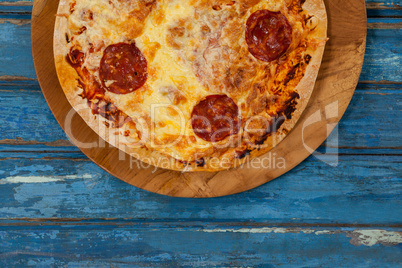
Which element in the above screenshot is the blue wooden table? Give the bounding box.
[0,0,401,266]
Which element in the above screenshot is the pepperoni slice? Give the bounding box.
[191,95,240,142]
[99,43,147,94]
[246,10,292,62]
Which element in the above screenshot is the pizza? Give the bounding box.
[54,0,327,171]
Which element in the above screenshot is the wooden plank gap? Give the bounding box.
[0,150,80,154]
[0,89,39,92]
[332,146,402,150]
[0,2,33,7]
[368,22,402,29]
[0,18,30,25]
[0,157,89,161]
[0,75,36,81]
[0,138,72,147]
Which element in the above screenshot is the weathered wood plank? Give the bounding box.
[360,26,401,82]
[1,85,400,148]
[367,18,402,29]
[0,20,34,79]
[330,85,402,148]
[0,143,84,160]
[0,90,68,142]
[0,155,400,223]
[0,224,401,267]
[0,19,401,81]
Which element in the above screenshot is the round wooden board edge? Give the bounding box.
[31,0,367,198]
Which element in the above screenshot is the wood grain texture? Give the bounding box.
[31,0,366,197]
[0,21,34,79]
[0,155,400,224]
[361,22,401,82]
[0,225,401,267]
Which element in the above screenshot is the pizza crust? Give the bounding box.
[54,0,327,172]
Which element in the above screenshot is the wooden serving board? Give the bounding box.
[31,0,367,198]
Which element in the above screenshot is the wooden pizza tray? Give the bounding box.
[31,0,367,198]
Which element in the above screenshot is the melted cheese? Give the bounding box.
[132,1,213,159]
